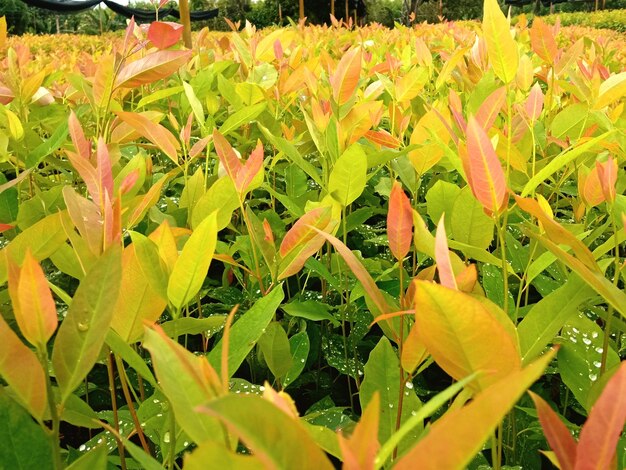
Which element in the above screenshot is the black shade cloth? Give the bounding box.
[505,0,589,4]
[20,0,218,21]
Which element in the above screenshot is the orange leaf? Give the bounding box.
[394,350,554,470]
[401,325,428,374]
[364,130,401,149]
[115,49,192,89]
[530,17,558,64]
[330,48,362,106]
[339,392,380,470]
[435,215,457,290]
[575,362,626,470]
[387,181,413,262]
[212,129,243,183]
[14,251,58,348]
[0,314,48,420]
[414,280,520,392]
[116,111,180,165]
[96,137,113,202]
[525,83,544,122]
[147,21,183,50]
[0,85,14,105]
[278,207,334,280]
[529,392,577,470]
[595,156,617,204]
[475,86,506,131]
[66,151,100,204]
[465,116,508,215]
[235,140,264,196]
[68,111,91,160]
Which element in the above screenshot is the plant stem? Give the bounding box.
[39,350,63,470]
[107,353,127,470]
[114,354,151,455]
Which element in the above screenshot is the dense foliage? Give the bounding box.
[0,1,625,468]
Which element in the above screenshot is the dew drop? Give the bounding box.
[163,432,171,443]
[388,403,394,409]
[593,361,602,368]
[77,321,89,332]
[589,373,598,381]
[405,382,414,390]
[595,347,604,354]
[582,337,592,346]
[79,444,86,452]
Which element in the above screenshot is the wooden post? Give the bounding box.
[331,0,335,18]
[299,0,304,19]
[179,0,192,49]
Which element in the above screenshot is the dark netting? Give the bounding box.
[19,0,218,21]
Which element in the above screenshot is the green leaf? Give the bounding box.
[192,176,239,231]
[282,300,339,326]
[183,82,205,127]
[0,393,53,469]
[66,445,108,470]
[360,337,422,453]
[197,394,334,470]
[143,326,225,445]
[167,212,218,311]
[26,121,69,168]
[219,102,266,137]
[518,275,593,364]
[185,441,263,469]
[425,180,461,228]
[258,322,293,379]
[483,0,518,83]
[450,187,494,250]
[328,143,367,207]
[208,287,284,377]
[105,329,157,387]
[558,315,620,412]
[52,247,122,402]
[283,332,310,388]
[160,315,226,338]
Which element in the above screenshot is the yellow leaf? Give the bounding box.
[482,0,519,83]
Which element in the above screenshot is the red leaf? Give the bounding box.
[529,392,577,470]
[387,181,413,261]
[364,129,401,149]
[435,215,457,290]
[148,21,183,50]
[115,50,192,89]
[465,117,508,215]
[575,362,626,470]
[338,392,380,470]
[120,169,140,195]
[0,224,13,233]
[0,85,14,105]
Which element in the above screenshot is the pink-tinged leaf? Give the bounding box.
[68,110,91,160]
[310,227,391,316]
[189,136,211,159]
[116,111,180,164]
[414,280,520,392]
[278,207,334,280]
[435,215,457,290]
[15,251,58,348]
[181,114,193,148]
[147,21,183,50]
[0,315,48,420]
[387,181,413,262]
[127,172,173,228]
[530,17,558,64]
[235,140,264,195]
[401,325,428,374]
[529,392,577,470]
[364,130,401,149]
[0,223,13,233]
[115,49,192,89]
[394,350,554,470]
[475,87,506,131]
[262,219,274,245]
[525,83,544,122]
[329,48,362,106]
[595,156,617,204]
[575,362,626,470]
[465,116,508,215]
[122,16,136,55]
[96,137,113,202]
[339,392,380,470]
[0,85,13,105]
[212,129,243,182]
[580,166,604,208]
[66,151,100,204]
[120,169,140,195]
